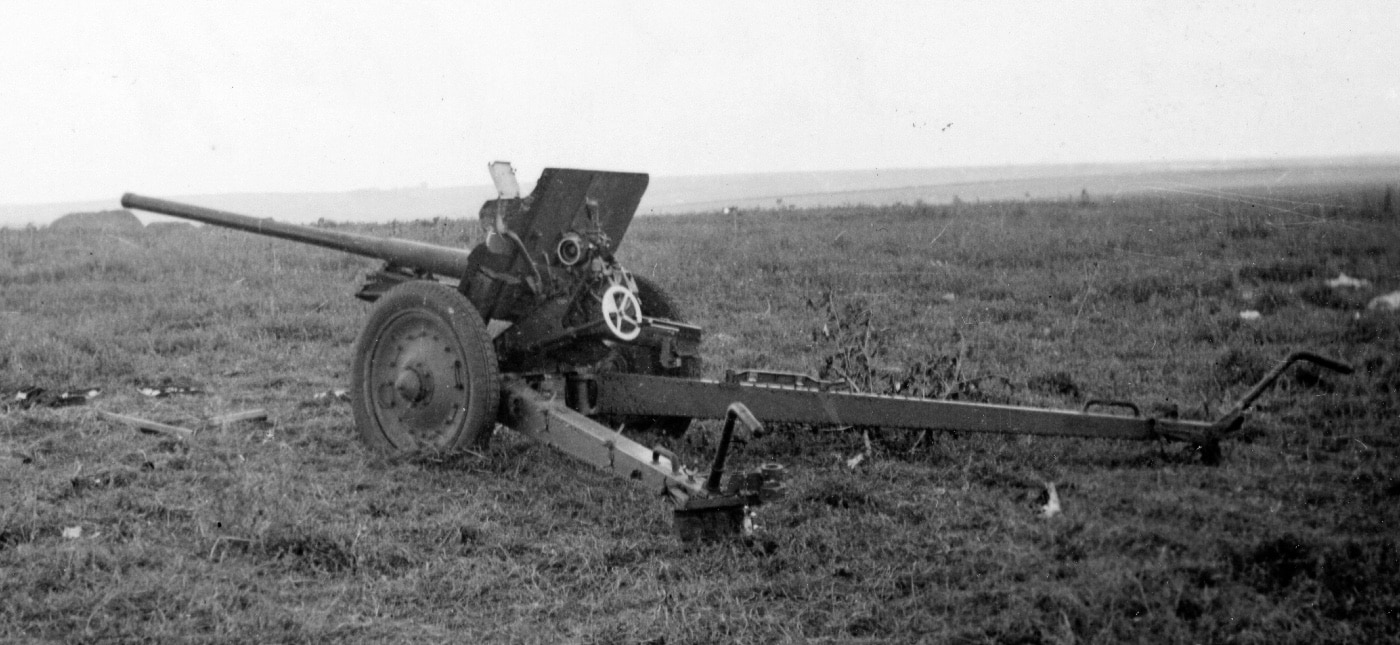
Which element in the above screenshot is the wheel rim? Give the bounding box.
[364,309,470,450]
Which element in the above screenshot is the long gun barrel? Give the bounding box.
[120,193,474,278]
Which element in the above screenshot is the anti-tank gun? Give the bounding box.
[121,163,1353,541]
[124,164,702,444]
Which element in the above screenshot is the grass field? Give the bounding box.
[2,180,1398,643]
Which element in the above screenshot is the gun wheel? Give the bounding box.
[352,282,500,454]
[599,275,701,437]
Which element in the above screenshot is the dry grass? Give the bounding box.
[2,181,1398,642]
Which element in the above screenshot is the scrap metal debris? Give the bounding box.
[205,409,268,427]
[135,376,205,397]
[3,386,101,411]
[100,408,270,440]
[99,411,195,439]
[314,389,350,402]
[301,389,351,407]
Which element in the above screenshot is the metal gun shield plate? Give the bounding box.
[466,168,649,323]
[351,282,501,452]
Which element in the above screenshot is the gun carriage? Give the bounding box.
[121,163,1351,540]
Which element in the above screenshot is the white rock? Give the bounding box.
[1040,482,1061,518]
[1326,273,1371,289]
[1239,310,1262,321]
[1368,291,1400,311]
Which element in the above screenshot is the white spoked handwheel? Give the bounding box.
[601,284,643,341]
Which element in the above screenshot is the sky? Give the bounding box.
[1,0,1397,208]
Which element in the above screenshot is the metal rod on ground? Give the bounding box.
[205,409,268,426]
[98,411,195,439]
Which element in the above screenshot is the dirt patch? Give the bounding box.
[1298,283,1371,310]
[802,478,882,511]
[1213,348,1272,389]
[1027,371,1082,399]
[1228,535,1400,620]
[1108,272,1234,304]
[1240,260,1322,283]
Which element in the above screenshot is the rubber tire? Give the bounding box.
[351,281,500,454]
[605,275,701,437]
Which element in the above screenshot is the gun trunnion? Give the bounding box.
[120,164,1352,540]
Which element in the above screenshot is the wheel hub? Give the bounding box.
[394,365,432,404]
[366,316,467,448]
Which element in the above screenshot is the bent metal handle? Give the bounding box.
[705,403,764,494]
[1229,350,1355,416]
[121,193,474,278]
[1291,351,1354,376]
